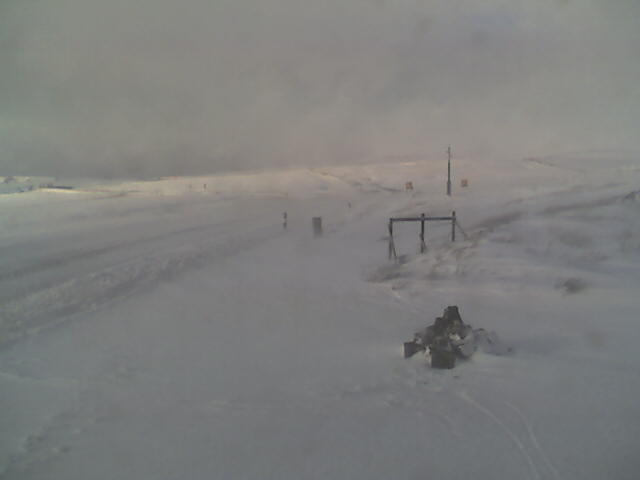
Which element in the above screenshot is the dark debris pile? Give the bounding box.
[404,306,511,369]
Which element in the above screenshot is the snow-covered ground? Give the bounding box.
[1,153,640,479]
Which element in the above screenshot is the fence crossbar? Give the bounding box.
[391,216,453,222]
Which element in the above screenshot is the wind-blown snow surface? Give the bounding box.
[1,154,640,479]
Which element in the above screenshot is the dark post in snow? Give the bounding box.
[420,213,426,253]
[388,219,397,260]
[451,211,456,242]
[312,217,323,237]
[446,145,452,196]
[283,212,287,230]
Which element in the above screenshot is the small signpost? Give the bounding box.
[312,217,323,237]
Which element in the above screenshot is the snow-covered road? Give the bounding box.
[2,156,640,479]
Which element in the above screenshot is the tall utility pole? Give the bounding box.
[446,145,452,196]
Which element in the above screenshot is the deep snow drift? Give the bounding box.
[1,154,640,479]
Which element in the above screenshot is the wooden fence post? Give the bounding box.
[388,220,395,260]
[420,213,426,253]
[451,211,456,242]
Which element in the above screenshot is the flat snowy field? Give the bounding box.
[1,154,640,479]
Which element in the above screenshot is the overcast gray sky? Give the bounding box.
[1,0,639,178]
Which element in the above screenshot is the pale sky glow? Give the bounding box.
[1,0,639,177]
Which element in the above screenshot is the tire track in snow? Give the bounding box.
[505,402,562,480]
[0,223,281,347]
[0,217,247,285]
[457,391,542,480]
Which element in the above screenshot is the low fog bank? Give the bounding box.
[2,0,639,178]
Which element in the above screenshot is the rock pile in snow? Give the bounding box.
[404,306,511,369]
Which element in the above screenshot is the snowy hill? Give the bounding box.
[0,177,53,195]
[1,154,640,479]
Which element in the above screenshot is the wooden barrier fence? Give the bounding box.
[388,211,461,260]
